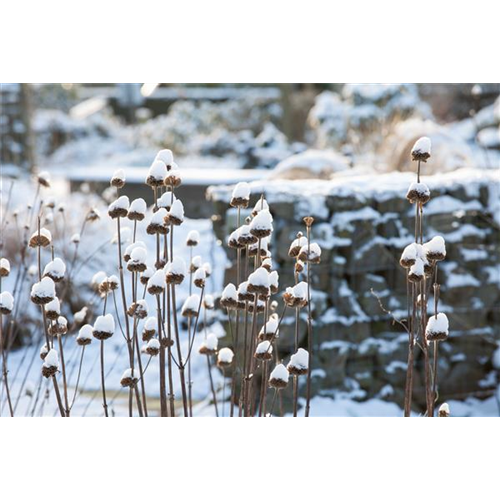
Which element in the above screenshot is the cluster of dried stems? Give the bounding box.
[0,150,319,417]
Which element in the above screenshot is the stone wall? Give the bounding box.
[207,169,500,411]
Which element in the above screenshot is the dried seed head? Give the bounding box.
[37,171,51,188]
[0,258,11,277]
[221,283,238,309]
[31,277,56,305]
[0,291,14,315]
[29,228,52,248]
[127,300,148,319]
[86,208,101,222]
[287,348,309,376]
[127,198,147,221]
[406,182,430,205]
[438,403,450,417]
[425,313,449,342]
[199,333,218,356]
[76,324,93,346]
[411,137,431,162]
[110,169,126,189]
[230,182,251,208]
[269,364,289,389]
[303,216,314,227]
[120,369,139,388]
[145,338,161,357]
[165,257,186,285]
[217,347,234,368]
[186,230,200,247]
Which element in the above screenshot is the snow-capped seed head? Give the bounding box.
[74,306,88,323]
[29,228,52,248]
[155,149,174,166]
[193,268,206,288]
[182,294,201,318]
[145,338,161,356]
[262,258,272,271]
[259,317,279,341]
[287,348,309,376]
[91,271,107,291]
[31,277,56,305]
[230,182,251,208]
[186,230,200,247]
[269,364,289,389]
[42,349,59,378]
[48,316,68,336]
[190,255,202,273]
[406,182,430,205]
[295,260,305,274]
[247,267,270,295]
[255,340,273,360]
[228,228,245,249]
[217,347,234,368]
[127,198,147,221]
[400,242,419,268]
[438,402,450,417]
[157,191,176,210]
[147,269,166,295]
[111,169,126,188]
[248,237,269,258]
[71,233,81,244]
[248,298,266,314]
[146,160,167,186]
[140,266,154,285]
[199,333,218,355]
[237,224,257,246]
[252,197,269,216]
[120,368,139,387]
[44,297,61,320]
[128,299,148,319]
[76,324,93,346]
[45,198,55,209]
[124,241,147,262]
[0,291,14,314]
[298,242,321,264]
[237,281,254,302]
[423,236,446,261]
[0,258,11,277]
[283,282,308,308]
[43,258,66,282]
[93,314,115,340]
[408,258,425,283]
[166,199,184,226]
[106,275,119,292]
[221,283,238,309]
[142,319,157,343]
[146,208,169,235]
[411,137,431,162]
[57,203,65,213]
[289,235,307,258]
[166,256,186,285]
[108,196,130,218]
[40,344,49,360]
[28,265,38,277]
[204,294,214,310]
[37,171,51,188]
[426,313,449,342]
[202,262,212,278]
[164,162,182,188]
[250,209,273,239]
[127,247,148,273]
[86,207,101,222]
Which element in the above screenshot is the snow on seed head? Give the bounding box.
[111,169,126,189]
[230,182,251,208]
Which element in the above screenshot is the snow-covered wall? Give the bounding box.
[208,168,500,410]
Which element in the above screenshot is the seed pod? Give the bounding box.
[29,228,52,248]
[145,338,160,356]
[76,325,93,346]
[45,297,61,320]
